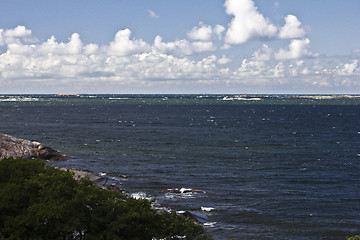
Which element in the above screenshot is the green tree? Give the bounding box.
[0,158,211,240]
[348,236,360,240]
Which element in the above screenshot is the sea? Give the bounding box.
[0,94,359,239]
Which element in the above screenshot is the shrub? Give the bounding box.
[0,158,211,240]
[348,236,360,240]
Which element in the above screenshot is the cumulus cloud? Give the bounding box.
[192,41,215,52]
[237,58,272,78]
[224,0,277,44]
[106,29,150,56]
[0,25,36,46]
[187,22,213,41]
[275,38,312,59]
[214,25,225,40]
[0,25,359,93]
[187,22,225,42]
[279,15,306,39]
[335,60,359,75]
[223,0,308,45]
[0,26,222,85]
[153,35,215,56]
[217,55,232,65]
[252,44,273,61]
[153,35,193,56]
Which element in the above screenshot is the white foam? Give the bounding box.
[203,222,217,227]
[179,188,192,193]
[131,192,152,200]
[109,97,130,100]
[0,97,39,102]
[201,207,215,212]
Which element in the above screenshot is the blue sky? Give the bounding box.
[0,0,359,94]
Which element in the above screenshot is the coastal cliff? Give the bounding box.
[0,133,66,161]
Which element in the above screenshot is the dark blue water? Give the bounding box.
[1,95,359,239]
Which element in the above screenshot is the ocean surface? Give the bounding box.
[1,94,359,239]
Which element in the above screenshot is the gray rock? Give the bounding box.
[0,133,66,161]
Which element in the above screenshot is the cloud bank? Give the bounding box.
[0,0,359,93]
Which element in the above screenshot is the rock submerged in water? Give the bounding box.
[0,133,66,161]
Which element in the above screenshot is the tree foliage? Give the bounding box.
[348,236,360,240]
[0,158,211,240]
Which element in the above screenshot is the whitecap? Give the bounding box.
[204,222,217,227]
[179,188,192,193]
[201,207,215,212]
[0,97,39,102]
[131,192,152,200]
[109,97,130,100]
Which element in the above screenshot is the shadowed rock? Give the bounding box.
[0,133,66,161]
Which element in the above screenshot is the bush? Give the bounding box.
[0,158,211,240]
[348,236,360,240]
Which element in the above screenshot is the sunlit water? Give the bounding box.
[1,94,359,239]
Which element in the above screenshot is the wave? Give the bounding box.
[0,97,39,102]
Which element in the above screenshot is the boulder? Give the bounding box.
[0,133,66,161]
[182,211,209,223]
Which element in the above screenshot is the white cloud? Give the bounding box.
[192,41,215,52]
[335,60,359,75]
[4,25,32,38]
[106,29,150,56]
[36,33,89,56]
[275,38,312,59]
[224,0,277,44]
[223,1,307,46]
[279,15,306,39]
[0,25,36,46]
[237,58,271,77]
[148,10,159,19]
[153,35,215,56]
[217,55,232,65]
[0,27,222,85]
[0,25,359,93]
[84,43,99,55]
[214,25,225,40]
[153,35,194,56]
[187,22,225,42]
[187,22,213,41]
[252,44,273,61]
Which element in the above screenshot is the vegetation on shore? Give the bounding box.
[348,236,360,240]
[0,158,211,240]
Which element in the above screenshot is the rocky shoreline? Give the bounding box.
[55,167,124,192]
[0,133,123,192]
[0,133,210,223]
[0,133,66,161]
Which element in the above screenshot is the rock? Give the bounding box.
[56,167,124,192]
[0,133,66,161]
[182,211,209,223]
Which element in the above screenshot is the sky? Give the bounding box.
[0,0,359,94]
